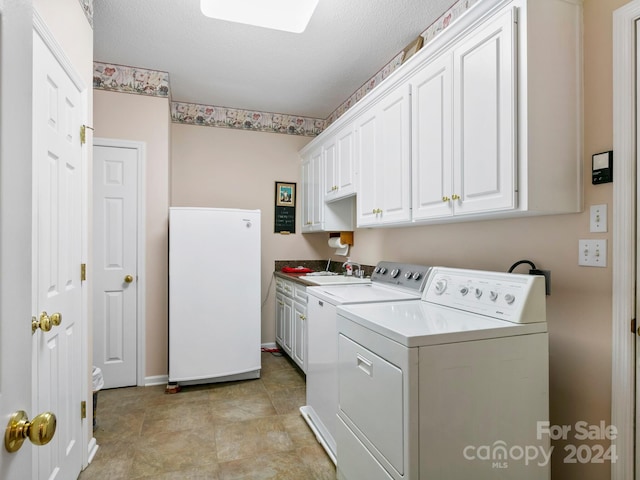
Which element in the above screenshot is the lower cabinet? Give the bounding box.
[275,277,307,373]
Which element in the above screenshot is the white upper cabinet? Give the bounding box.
[356,83,412,227]
[324,124,356,202]
[411,53,453,221]
[412,5,516,221]
[452,6,515,216]
[301,146,322,232]
[301,142,354,233]
[300,0,582,229]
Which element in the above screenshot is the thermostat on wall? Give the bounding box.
[592,150,613,184]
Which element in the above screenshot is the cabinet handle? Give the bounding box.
[442,196,450,202]
[452,194,460,201]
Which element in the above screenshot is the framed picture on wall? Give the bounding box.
[276,182,295,207]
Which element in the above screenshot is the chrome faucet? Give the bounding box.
[342,260,364,278]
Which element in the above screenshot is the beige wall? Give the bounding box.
[171,124,333,344]
[93,90,171,378]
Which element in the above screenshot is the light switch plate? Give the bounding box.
[590,204,607,233]
[579,239,607,267]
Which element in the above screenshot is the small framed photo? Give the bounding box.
[276,182,296,207]
[401,35,424,64]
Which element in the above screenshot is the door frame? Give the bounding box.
[93,137,147,387]
[32,10,93,472]
[612,2,640,479]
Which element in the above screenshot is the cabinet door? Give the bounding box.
[324,135,338,198]
[293,300,307,372]
[356,110,380,226]
[411,53,454,221]
[377,83,412,225]
[336,125,356,198]
[301,158,313,232]
[301,148,323,232]
[452,7,516,215]
[275,291,285,347]
[282,295,293,355]
[311,148,324,229]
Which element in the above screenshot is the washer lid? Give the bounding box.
[337,301,547,348]
[307,283,420,305]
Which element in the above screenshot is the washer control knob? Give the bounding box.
[374,267,381,274]
[404,271,413,279]
[412,272,422,281]
[474,288,483,299]
[391,269,400,278]
[489,291,499,301]
[379,267,387,274]
[459,286,469,296]
[504,293,516,305]
[434,279,447,294]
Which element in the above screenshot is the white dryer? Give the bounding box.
[300,261,432,464]
[335,267,549,480]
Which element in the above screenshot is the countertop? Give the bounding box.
[274,270,318,286]
[274,260,376,286]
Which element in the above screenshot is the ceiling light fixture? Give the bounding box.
[200,0,320,33]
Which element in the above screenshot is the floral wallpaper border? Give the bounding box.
[93,63,170,97]
[93,0,476,136]
[78,0,93,28]
[325,0,478,127]
[171,102,324,137]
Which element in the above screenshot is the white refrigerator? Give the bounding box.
[169,207,261,385]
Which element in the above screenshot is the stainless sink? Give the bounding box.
[301,275,371,286]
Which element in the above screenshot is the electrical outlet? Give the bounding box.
[590,204,607,233]
[579,239,607,267]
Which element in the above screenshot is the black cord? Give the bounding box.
[508,259,537,273]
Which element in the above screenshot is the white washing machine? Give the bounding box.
[335,267,550,480]
[300,261,432,464]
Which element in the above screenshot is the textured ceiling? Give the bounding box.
[93,0,455,119]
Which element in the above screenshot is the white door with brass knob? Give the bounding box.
[32,27,85,480]
[93,141,141,388]
[1,9,87,480]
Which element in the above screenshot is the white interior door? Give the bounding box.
[0,2,34,478]
[32,29,84,480]
[93,143,139,389]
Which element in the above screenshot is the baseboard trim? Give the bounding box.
[145,375,169,386]
[261,342,277,349]
[87,437,99,464]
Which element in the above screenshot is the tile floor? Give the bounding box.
[78,352,336,480]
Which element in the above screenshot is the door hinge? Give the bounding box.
[632,318,637,335]
[80,125,94,145]
[81,400,87,419]
[81,263,86,281]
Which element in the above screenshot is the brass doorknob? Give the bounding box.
[50,312,62,327]
[124,275,134,283]
[32,312,62,334]
[5,410,56,453]
[32,312,51,334]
